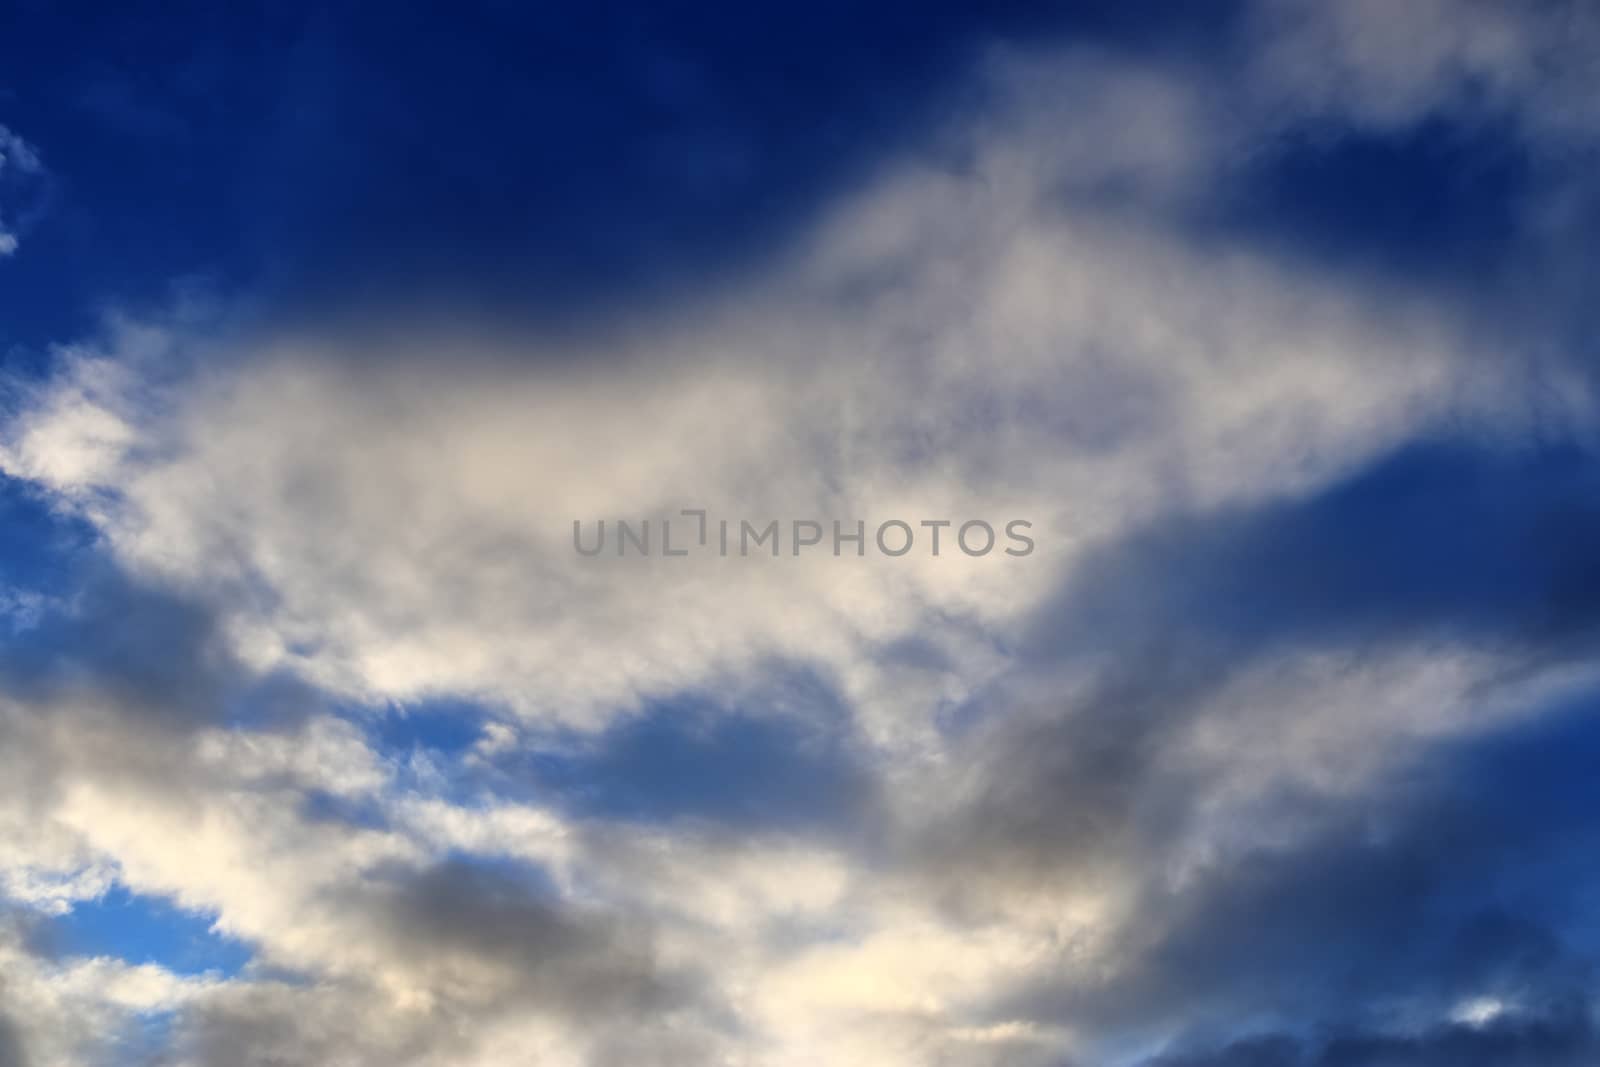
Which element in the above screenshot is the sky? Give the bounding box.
[2,2,1600,1065]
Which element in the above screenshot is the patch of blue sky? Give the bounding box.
[51,885,251,978]
[510,692,875,834]
[369,697,494,758]
[0,473,98,609]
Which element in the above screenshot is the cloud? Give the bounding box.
[0,78,1529,738]
[1145,1010,1600,1067]
[2,3,1600,1064]
[0,1013,24,1067]
[0,126,43,258]
[1245,0,1600,135]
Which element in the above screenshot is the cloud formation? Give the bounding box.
[2,2,1600,1065]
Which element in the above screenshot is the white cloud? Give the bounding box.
[4,5,1600,1064]
[0,76,1535,746]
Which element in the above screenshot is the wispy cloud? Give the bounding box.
[0,125,42,258]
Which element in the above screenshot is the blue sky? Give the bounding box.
[3,3,1600,1065]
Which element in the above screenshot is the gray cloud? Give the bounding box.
[0,1012,25,1067]
[350,858,698,1019]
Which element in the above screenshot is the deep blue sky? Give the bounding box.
[4,1,1572,362]
[0,0,1241,352]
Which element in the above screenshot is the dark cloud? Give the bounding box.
[1147,1010,1600,1067]
[911,658,1201,909]
[350,858,704,1018]
[916,437,1600,874]
[174,986,432,1067]
[889,441,1600,1044]
[975,693,1600,1047]
[174,858,725,1067]
[0,1012,25,1067]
